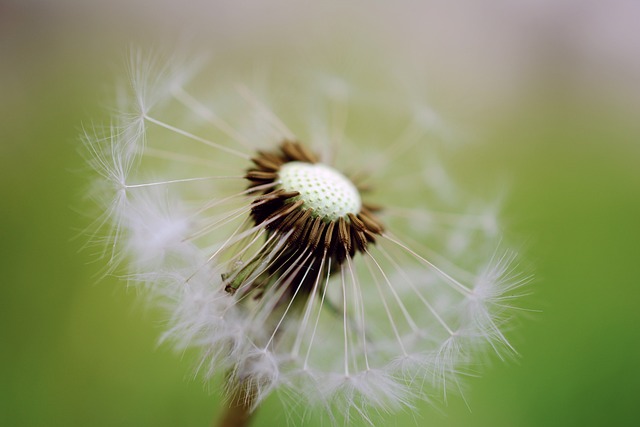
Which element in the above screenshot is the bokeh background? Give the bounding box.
[2,1,639,426]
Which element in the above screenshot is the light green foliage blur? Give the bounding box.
[2,3,639,426]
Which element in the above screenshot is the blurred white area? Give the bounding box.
[3,0,640,117]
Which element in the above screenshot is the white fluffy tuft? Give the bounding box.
[85,49,528,422]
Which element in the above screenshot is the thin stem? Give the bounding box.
[216,381,257,427]
[144,115,250,159]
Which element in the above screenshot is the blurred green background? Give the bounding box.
[2,1,639,426]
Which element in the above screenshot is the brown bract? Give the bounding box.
[224,141,385,297]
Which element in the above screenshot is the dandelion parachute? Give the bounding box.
[84,50,528,423]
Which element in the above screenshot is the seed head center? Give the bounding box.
[278,162,361,221]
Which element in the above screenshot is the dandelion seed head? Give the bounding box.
[84,49,529,422]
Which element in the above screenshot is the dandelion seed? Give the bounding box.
[85,50,529,425]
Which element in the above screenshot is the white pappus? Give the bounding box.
[83,49,529,425]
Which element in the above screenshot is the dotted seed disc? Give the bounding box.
[278,161,361,221]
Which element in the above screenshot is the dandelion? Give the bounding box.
[84,50,528,426]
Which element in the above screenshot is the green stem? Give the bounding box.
[216,382,257,427]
